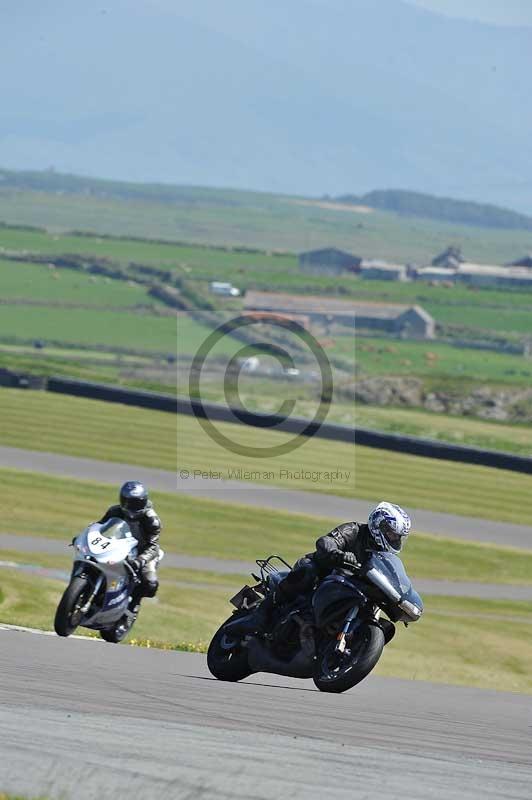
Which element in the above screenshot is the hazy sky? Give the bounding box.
[406,0,532,26]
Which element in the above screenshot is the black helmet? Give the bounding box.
[119,481,149,519]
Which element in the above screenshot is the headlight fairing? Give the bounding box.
[398,598,423,621]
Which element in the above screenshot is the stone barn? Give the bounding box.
[298,248,361,276]
[244,292,435,339]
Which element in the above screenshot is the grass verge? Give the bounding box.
[3,469,532,586]
[355,404,532,457]
[0,795,48,800]
[1,565,531,694]
[2,388,532,522]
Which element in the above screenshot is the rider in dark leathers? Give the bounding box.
[231,502,411,635]
[99,481,162,609]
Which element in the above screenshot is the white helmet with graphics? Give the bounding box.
[368,502,411,554]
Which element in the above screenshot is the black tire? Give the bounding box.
[207,616,253,682]
[313,623,385,693]
[100,614,135,644]
[54,576,91,637]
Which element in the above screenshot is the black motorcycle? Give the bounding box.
[207,552,423,693]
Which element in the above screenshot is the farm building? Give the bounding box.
[431,246,464,268]
[359,260,407,281]
[243,291,435,339]
[298,248,361,276]
[416,262,532,288]
[415,266,456,283]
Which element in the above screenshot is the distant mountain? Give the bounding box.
[4,167,532,233]
[1,0,532,210]
[337,190,532,231]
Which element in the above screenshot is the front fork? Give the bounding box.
[336,606,381,653]
[79,574,104,615]
[72,563,105,615]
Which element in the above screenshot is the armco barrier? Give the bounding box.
[353,427,532,475]
[46,377,354,442]
[43,376,532,475]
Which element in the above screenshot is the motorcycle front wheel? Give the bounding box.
[54,576,91,637]
[207,615,253,682]
[313,623,385,693]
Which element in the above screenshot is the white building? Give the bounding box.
[359,260,407,281]
[415,262,532,289]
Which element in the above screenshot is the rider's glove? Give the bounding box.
[342,552,360,569]
[127,556,143,573]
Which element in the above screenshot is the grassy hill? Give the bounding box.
[338,189,532,231]
[1,170,532,263]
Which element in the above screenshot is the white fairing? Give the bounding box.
[79,523,138,563]
[66,518,140,630]
[64,517,166,632]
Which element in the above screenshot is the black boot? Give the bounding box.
[128,584,143,617]
[225,595,274,636]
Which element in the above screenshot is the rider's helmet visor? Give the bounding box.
[378,519,403,551]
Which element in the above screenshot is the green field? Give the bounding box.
[3,221,532,412]
[0,346,180,396]
[4,222,532,411]
[2,389,532,523]
[0,257,159,307]
[0,301,236,357]
[0,388,358,500]
[2,186,532,263]
[354,405,532,456]
[423,302,532,336]
[0,225,296,273]
[4,225,532,324]
[349,336,532,385]
[0,304,176,352]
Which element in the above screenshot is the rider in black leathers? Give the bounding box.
[231,502,412,636]
[99,481,162,609]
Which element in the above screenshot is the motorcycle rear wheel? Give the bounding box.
[313,623,385,693]
[207,615,253,682]
[54,576,91,637]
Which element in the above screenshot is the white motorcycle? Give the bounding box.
[54,517,159,643]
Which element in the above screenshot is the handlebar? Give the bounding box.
[124,561,142,583]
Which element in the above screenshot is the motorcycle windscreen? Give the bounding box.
[365,551,412,596]
[98,518,134,540]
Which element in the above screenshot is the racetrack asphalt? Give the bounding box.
[2,532,532,601]
[0,627,530,800]
[2,444,532,549]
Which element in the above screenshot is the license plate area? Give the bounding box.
[230,584,264,610]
